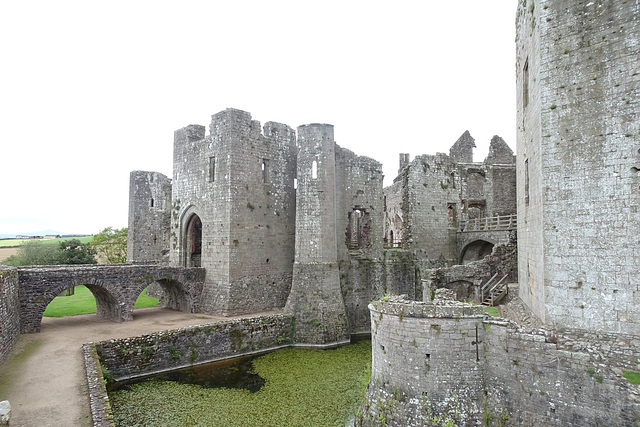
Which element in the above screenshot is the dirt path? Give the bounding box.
[0,308,246,427]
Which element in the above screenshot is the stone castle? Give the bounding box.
[127,108,518,345]
[1,0,638,425]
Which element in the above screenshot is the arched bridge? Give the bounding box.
[457,215,516,264]
[17,265,205,333]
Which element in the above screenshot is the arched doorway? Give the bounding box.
[185,214,202,267]
[460,240,494,264]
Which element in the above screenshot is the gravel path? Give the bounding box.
[0,308,238,427]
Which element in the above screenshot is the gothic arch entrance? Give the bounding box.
[185,214,202,267]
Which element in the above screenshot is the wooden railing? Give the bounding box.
[459,214,517,232]
[481,273,509,306]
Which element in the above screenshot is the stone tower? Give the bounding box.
[170,109,297,316]
[127,170,172,264]
[285,124,349,345]
[516,0,640,334]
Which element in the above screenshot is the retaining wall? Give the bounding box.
[0,266,20,364]
[358,297,640,426]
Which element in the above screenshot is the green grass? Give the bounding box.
[467,301,500,317]
[43,285,159,317]
[109,341,372,427]
[622,370,640,385]
[0,236,93,248]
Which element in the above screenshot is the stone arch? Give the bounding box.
[447,280,475,301]
[179,205,203,268]
[126,276,196,317]
[460,239,495,265]
[22,275,125,333]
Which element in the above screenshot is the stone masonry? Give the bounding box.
[516,0,640,334]
[0,266,20,364]
[358,295,640,426]
[383,133,516,267]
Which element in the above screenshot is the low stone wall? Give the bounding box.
[0,266,20,364]
[95,314,295,381]
[358,295,640,426]
[85,314,296,426]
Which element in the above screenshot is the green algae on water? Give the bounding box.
[109,340,371,427]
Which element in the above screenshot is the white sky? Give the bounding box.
[0,1,517,235]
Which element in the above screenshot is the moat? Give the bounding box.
[108,341,371,427]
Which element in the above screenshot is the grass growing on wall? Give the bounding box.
[622,370,640,385]
[43,286,159,317]
[109,340,372,427]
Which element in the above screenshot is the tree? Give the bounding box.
[89,227,128,264]
[3,240,62,266]
[58,239,97,264]
[2,238,96,266]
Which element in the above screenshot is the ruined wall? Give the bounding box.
[404,153,460,265]
[286,124,348,344]
[483,320,640,426]
[171,109,297,316]
[335,146,385,335]
[358,297,640,426]
[383,134,515,270]
[94,314,295,381]
[516,0,640,333]
[127,170,172,264]
[0,266,20,364]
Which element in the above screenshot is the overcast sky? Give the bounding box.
[0,1,517,235]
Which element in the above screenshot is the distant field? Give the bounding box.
[0,236,94,263]
[0,236,93,248]
[0,247,18,263]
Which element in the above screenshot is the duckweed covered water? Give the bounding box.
[109,340,371,427]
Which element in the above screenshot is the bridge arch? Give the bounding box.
[18,265,206,333]
[460,239,495,264]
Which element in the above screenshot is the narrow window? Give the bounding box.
[262,159,269,183]
[447,203,456,228]
[311,160,318,179]
[524,158,530,205]
[209,156,215,182]
[150,198,154,208]
[523,58,529,109]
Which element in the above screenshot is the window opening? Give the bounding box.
[209,156,216,182]
[524,158,530,205]
[447,203,456,228]
[262,159,269,183]
[523,58,529,109]
[150,198,154,208]
[311,160,318,179]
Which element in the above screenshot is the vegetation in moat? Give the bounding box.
[43,285,159,317]
[109,340,372,427]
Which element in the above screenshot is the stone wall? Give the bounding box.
[127,170,172,264]
[0,266,20,364]
[423,236,517,302]
[94,314,295,381]
[358,296,640,426]
[170,109,297,316]
[383,133,516,269]
[516,0,640,333]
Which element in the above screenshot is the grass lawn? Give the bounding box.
[0,236,93,248]
[43,285,159,317]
